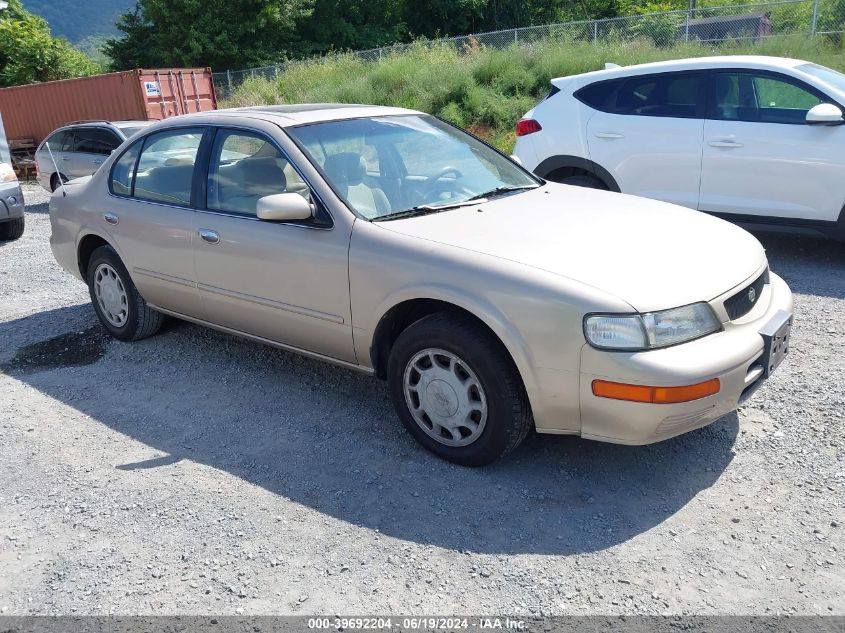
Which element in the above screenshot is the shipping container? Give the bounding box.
[0,68,217,144]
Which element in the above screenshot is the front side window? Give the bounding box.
[288,115,538,220]
[206,130,308,217]
[712,72,824,124]
[132,128,204,206]
[73,128,121,155]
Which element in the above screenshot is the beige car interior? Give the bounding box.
[322,152,390,219]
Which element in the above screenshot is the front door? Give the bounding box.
[699,70,845,223]
[585,70,706,209]
[192,128,356,364]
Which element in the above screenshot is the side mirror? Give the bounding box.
[806,103,843,125]
[256,193,314,222]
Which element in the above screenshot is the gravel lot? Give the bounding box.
[0,183,843,616]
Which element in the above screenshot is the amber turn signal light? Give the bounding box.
[592,378,720,404]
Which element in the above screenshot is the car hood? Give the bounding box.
[377,184,766,313]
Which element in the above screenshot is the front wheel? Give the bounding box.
[86,245,164,341]
[387,312,532,466]
[0,217,24,241]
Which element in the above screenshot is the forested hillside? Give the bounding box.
[21,0,133,42]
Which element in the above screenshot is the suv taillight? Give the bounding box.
[516,119,542,136]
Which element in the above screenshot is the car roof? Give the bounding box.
[555,55,810,84]
[158,103,423,128]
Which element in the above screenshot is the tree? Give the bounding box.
[0,0,97,87]
[106,0,315,71]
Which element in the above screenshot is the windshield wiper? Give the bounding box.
[467,184,539,201]
[372,198,487,222]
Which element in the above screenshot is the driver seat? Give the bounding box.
[323,152,390,218]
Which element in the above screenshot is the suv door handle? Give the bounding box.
[198,229,220,245]
[709,140,744,148]
[595,132,624,139]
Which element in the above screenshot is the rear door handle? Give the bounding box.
[103,213,119,225]
[198,229,220,245]
[709,140,744,148]
[595,132,624,139]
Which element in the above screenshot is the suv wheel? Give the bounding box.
[0,217,24,241]
[86,245,164,341]
[387,312,532,466]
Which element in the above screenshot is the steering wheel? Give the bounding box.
[423,167,464,203]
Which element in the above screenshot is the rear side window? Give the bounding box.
[110,142,141,196]
[73,127,121,155]
[43,130,72,152]
[575,79,623,111]
[111,128,204,206]
[577,72,704,118]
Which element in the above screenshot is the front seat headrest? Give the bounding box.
[323,152,366,187]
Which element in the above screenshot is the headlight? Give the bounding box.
[0,162,17,183]
[584,303,721,351]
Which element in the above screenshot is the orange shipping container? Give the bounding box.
[0,68,217,143]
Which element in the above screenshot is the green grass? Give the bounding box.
[224,35,845,153]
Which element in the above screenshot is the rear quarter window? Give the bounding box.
[575,79,623,111]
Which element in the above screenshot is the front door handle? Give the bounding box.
[198,229,220,245]
[595,132,624,139]
[103,213,119,225]
[709,139,744,148]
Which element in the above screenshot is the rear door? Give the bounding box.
[699,70,845,223]
[67,127,123,178]
[105,127,205,317]
[584,71,706,209]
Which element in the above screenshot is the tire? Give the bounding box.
[50,173,68,192]
[387,312,532,466]
[86,245,164,342]
[558,174,607,189]
[0,217,24,241]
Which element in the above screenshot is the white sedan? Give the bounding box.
[514,55,845,240]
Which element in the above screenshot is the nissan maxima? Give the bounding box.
[48,104,793,465]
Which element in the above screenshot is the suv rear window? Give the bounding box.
[576,72,704,119]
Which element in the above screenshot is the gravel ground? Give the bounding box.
[0,182,843,616]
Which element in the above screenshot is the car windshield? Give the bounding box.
[799,63,845,94]
[287,114,539,220]
[118,126,147,139]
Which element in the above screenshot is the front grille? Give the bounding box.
[724,269,768,321]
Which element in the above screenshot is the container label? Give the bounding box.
[144,81,162,96]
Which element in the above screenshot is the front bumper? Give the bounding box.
[578,272,793,444]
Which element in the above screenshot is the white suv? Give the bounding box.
[514,56,845,240]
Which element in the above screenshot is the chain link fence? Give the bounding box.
[214,0,845,98]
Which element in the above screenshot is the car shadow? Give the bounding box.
[1,304,739,556]
[753,231,845,300]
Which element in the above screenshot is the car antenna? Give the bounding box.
[44,142,67,197]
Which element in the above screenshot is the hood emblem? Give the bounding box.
[748,287,756,303]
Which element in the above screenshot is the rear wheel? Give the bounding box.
[387,312,532,466]
[50,173,68,192]
[0,217,24,241]
[86,245,164,341]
